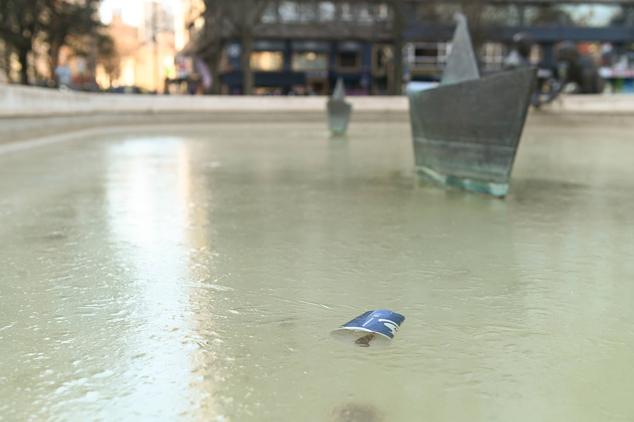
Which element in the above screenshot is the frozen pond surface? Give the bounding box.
[1,117,634,421]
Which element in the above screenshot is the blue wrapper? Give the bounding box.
[331,310,405,345]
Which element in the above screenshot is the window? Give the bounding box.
[297,3,318,22]
[292,52,328,71]
[261,4,278,23]
[525,5,573,26]
[279,1,299,22]
[340,3,354,21]
[318,2,336,21]
[376,4,390,21]
[405,42,450,72]
[530,45,543,65]
[481,5,519,26]
[372,44,393,76]
[561,4,624,27]
[416,43,448,64]
[278,1,322,23]
[356,5,373,23]
[250,52,284,72]
[337,51,360,71]
[416,4,460,24]
[415,45,439,63]
[481,43,506,71]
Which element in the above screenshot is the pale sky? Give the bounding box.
[99,0,180,26]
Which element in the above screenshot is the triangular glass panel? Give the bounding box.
[441,13,480,85]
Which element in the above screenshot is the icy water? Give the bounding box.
[1,116,634,421]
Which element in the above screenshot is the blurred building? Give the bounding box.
[96,1,177,92]
[1,21,100,89]
[96,12,140,88]
[178,0,206,49]
[164,0,206,94]
[182,0,634,95]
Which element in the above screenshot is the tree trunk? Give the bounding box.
[18,48,29,85]
[240,30,254,95]
[204,45,223,95]
[2,46,13,83]
[461,1,485,53]
[48,43,61,87]
[209,58,221,95]
[390,0,404,95]
[392,37,404,95]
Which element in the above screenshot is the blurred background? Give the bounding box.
[1,0,633,96]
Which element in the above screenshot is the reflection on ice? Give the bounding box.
[1,119,634,421]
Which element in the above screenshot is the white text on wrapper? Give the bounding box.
[378,319,400,336]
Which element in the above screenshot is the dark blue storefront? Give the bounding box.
[219,40,377,95]
[218,24,634,95]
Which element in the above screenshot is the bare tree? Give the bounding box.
[388,0,404,95]
[224,0,270,95]
[96,31,119,88]
[43,0,102,86]
[530,4,573,26]
[200,0,269,95]
[199,0,228,94]
[0,0,46,84]
[456,0,486,51]
[420,0,517,64]
[0,39,10,82]
[0,0,105,85]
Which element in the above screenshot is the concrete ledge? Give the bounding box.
[0,84,407,117]
[3,84,634,118]
[1,84,633,145]
[539,94,634,114]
